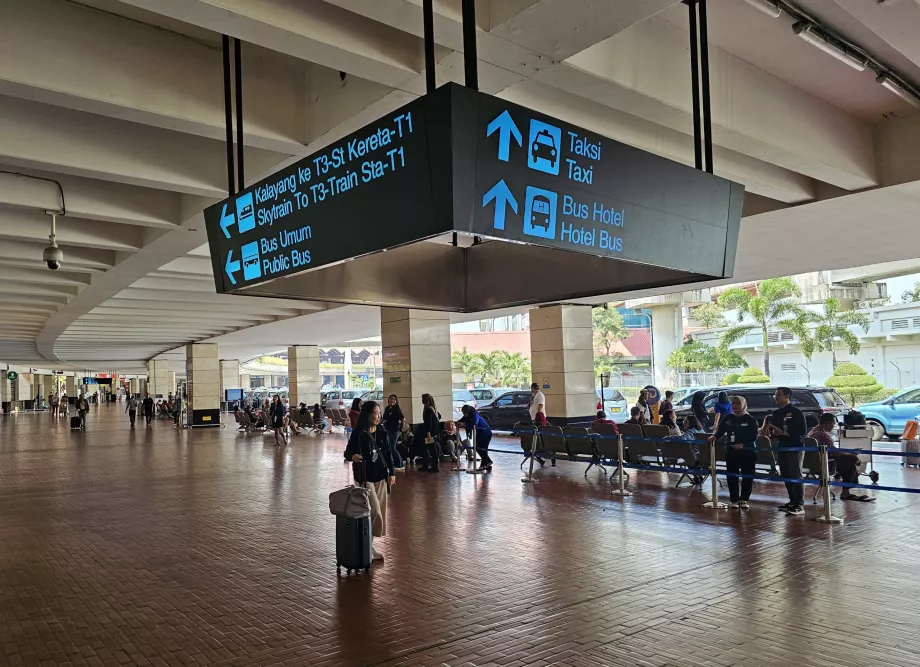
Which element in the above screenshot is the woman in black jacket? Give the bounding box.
[270,394,287,446]
[710,395,759,509]
[382,394,405,471]
[417,393,442,473]
[344,401,395,560]
[691,391,709,431]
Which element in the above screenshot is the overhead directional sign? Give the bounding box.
[204,83,742,304]
[204,95,447,294]
[467,93,741,277]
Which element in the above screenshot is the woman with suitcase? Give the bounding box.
[344,401,395,561]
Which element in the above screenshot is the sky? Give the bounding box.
[880,272,920,302]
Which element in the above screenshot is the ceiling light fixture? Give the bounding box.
[741,0,781,18]
[876,73,920,109]
[792,21,868,72]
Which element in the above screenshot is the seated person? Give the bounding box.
[284,413,303,435]
[312,403,331,433]
[591,409,619,434]
[441,420,459,462]
[623,406,647,425]
[808,413,873,502]
[659,409,682,436]
[665,416,706,442]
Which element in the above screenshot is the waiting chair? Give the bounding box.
[539,426,568,464]
[591,423,628,483]
[755,436,779,476]
[803,436,837,503]
[564,426,606,477]
[658,440,700,487]
[642,424,671,440]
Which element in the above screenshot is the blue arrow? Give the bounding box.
[219,203,236,239]
[486,110,522,162]
[225,249,241,285]
[482,180,517,231]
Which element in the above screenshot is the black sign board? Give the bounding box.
[204,84,742,309]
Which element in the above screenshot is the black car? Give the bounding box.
[673,385,849,429]
[477,391,533,429]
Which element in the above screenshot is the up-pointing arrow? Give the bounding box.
[220,203,236,239]
[225,249,241,285]
[482,179,518,231]
[486,110,522,162]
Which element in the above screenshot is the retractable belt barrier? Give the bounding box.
[489,429,920,524]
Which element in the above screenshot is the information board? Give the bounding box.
[469,94,738,277]
[204,96,445,293]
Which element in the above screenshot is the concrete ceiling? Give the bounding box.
[2,0,920,374]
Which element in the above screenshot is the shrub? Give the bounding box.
[720,373,741,386]
[737,367,770,384]
[825,362,884,405]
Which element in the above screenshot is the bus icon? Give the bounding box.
[241,241,261,280]
[523,186,557,240]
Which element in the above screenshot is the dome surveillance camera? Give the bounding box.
[43,244,63,270]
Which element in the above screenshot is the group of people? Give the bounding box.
[617,387,872,514]
[124,394,156,428]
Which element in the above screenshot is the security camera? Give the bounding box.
[43,243,63,270]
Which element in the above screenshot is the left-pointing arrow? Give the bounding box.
[225,249,241,285]
[220,204,236,239]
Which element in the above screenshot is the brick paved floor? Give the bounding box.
[2,405,920,667]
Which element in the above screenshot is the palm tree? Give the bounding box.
[718,277,805,378]
[798,298,870,369]
[494,351,531,387]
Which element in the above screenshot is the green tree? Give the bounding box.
[737,367,770,384]
[798,298,870,368]
[592,306,629,357]
[494,351,531,387]
[721,372,741,386]
[451,347,483,384]
[718,277,805,377]
[901,282,920,303]
[825,362,883,405]
[666,338,746,373]
[692,302,727,329]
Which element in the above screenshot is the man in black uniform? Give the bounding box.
[142,393,154,426]
[760,387,807,515]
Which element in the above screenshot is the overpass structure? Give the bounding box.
[1,0,920,389]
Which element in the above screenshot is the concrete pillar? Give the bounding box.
[288,346,321,409]
[240,372,251,389]
[344,347,353,389]
[167,371,177,395]
[381,308,452,424]
[219,360,241,401]
[649,304,683,388]
[65,375,78,405]
[529,305,595,424]
[146,360,170,398]
[186,343,220,426]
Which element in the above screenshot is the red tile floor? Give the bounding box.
[2,404,920,667]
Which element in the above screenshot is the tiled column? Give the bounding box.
[288,346,321,408]
[529,305,595,425]
[167,371,177,395]
[381,308,451,424]
[146,360,170,398]
[219,359,241,401]
[186,344,220,426]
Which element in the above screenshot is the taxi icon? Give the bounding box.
[531,130,557,169]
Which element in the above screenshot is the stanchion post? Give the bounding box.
[815,442,842,524]
[702,438,727,509]
[611,434,631,497]
[521,427,539,483]
[466,426,482,474]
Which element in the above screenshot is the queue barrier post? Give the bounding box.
[610,434,631,497]
[815,442,842,524]
[466,427,482,475]
[521,427,539,484]
[701,438,727,509]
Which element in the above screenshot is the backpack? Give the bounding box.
[843,410,867,429]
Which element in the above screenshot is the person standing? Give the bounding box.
[142,393,154,426]
[382,394,405,471]
[418,393,441,473]
[528,382,546,424]
[635,389,652,423]
[125,394,138,428]
[344,400,395,561]
[712,391,733,431]
[349,397,363,430]
[659,390,674,415]
[61,391,69,417]
[173,392,183,426]
[761,387,807,516]
[691,391,708,431]
[76,393,89,430]
[270,394,287,446]
[712,396,759,509]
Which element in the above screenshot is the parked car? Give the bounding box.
[452,389,477,421]
[323,389,364,411]
[857,386,920,440]
[360,389,385,404]
[476,390,533,430]
[469,387,516,404]
[674,385,849,429]
[597,388,628,420]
